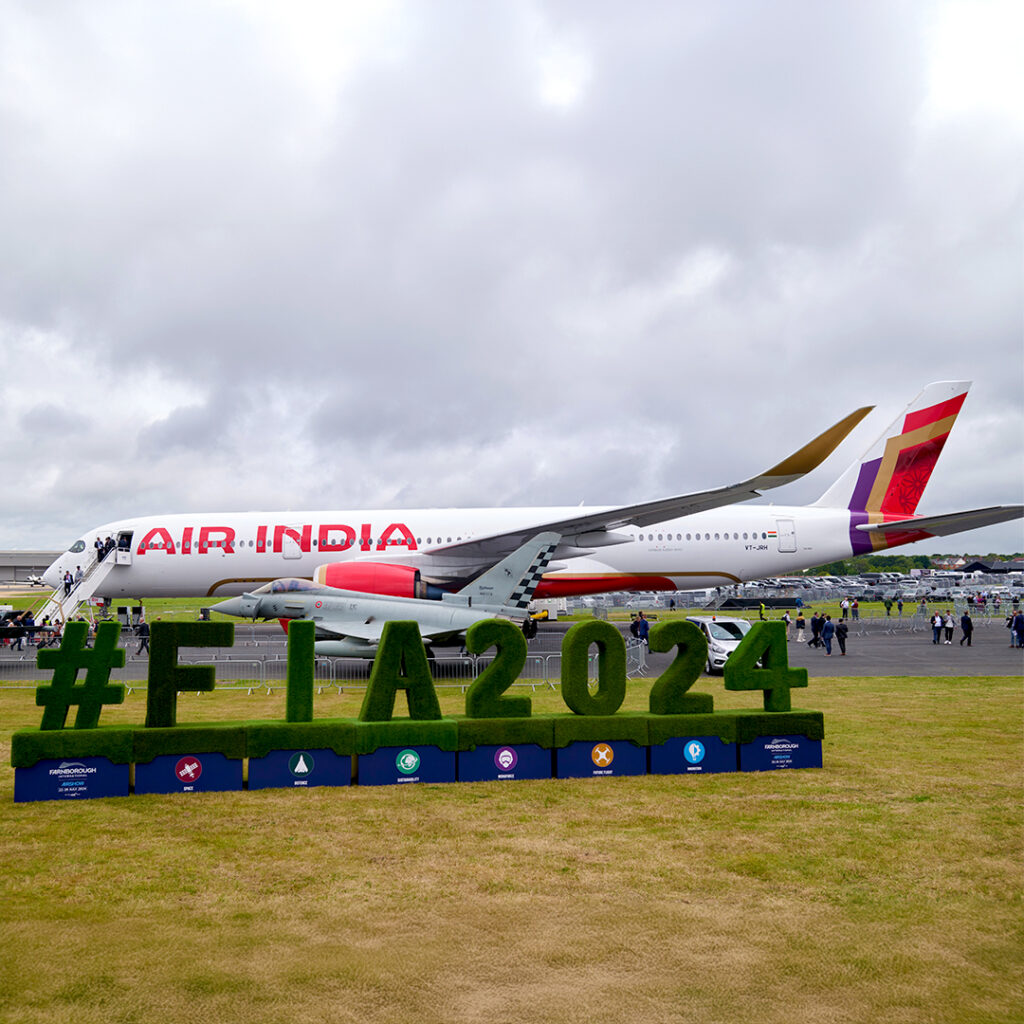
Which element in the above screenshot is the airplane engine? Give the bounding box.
[313,561,444,599]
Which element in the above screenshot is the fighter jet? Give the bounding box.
[212,532,560,659]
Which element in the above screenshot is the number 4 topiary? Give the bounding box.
[723,621,807,711]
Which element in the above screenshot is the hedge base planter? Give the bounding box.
[739,734,823,771]
[648,735,737,775]
[555,740,647,779]
[247,748,353,790]
[14,756,131,802]
[457,743,553,782]
[134,752,244,795]
[356,745,457,786]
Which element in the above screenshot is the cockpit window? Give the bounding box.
[68,540,86,553]
[253,578,320,595]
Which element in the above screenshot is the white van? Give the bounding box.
[687,616,752,674]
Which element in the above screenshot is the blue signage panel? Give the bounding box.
[555,740,647,779]
[648,735,737,775]
[457,744,553,782]
[134,752,244,794]
[357,745,457,786]
[14,756,130,802]
[739,734,822,771]
[248,748,353,790]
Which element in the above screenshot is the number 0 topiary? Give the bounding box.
[560,620,626,716]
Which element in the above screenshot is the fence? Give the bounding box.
[0,646,589,692]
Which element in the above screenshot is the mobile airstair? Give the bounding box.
[35,553,121,625]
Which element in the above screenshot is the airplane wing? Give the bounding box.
[854,505,1023,538]
[412,405,873,572]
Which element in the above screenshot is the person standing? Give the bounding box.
[852,598,859,620]
[810,612,822,648]
[782,610,791,639]
[931,611,943,645]
[635,611,650,648]
[959,612,974,647]
[943,610,955,644]
[897,597,904,617]
[135,616,150,655]
[794,612,806,643]
[840,598,849,620]
[835,619,848,655]
[9,614,24,651]
[821,615,835,656]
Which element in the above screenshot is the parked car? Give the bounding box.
[687,615,752,674]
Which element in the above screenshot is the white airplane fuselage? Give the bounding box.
[43,504,857,600]
[38,383,1022,607]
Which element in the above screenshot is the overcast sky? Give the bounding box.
[1,0,1021,557]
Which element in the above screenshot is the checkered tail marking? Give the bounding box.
[507,542,559,609]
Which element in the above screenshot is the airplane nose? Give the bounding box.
[42,562,63,589]
[212,595,261,619]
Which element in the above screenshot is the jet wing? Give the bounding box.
[316,616,455,643]
[414,405,872,571]
[854,505,1023,538]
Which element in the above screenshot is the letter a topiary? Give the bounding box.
[358,621,442,722]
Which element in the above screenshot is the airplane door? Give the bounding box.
[281,530,303,560]
[776,519,797,553]
[115,530,134,565]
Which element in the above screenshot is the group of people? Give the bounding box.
[61,565,84,596]
[2,612,65,650]
[2,612,153,654]
[790,611,847,655]
[94,535,117,561]
[930,610,975,645]
[628,611,650,645]
[1008,610,1024,648]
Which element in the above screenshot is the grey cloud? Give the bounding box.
[0,1,1020,551]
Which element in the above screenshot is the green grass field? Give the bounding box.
[6,587,1000,628]
[1,671,1021,1024]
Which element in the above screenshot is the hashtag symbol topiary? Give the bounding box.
[36,621,126,730]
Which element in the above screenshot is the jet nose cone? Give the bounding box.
[42,562,62,589]
[212,595,260,618]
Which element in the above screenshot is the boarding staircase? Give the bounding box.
[35,555,120,625]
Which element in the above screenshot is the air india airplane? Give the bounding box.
[38,381,1022,620]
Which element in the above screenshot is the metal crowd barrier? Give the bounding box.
[0,649,593,692]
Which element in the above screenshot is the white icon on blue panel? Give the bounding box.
[684,741,706,764]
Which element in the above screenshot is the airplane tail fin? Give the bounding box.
[456,532,561,609]
[814,380,971,514]
[813,381,972,555]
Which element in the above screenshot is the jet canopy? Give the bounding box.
[252,578,322,595]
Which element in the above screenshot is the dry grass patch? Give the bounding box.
[0,676,1021,1023]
